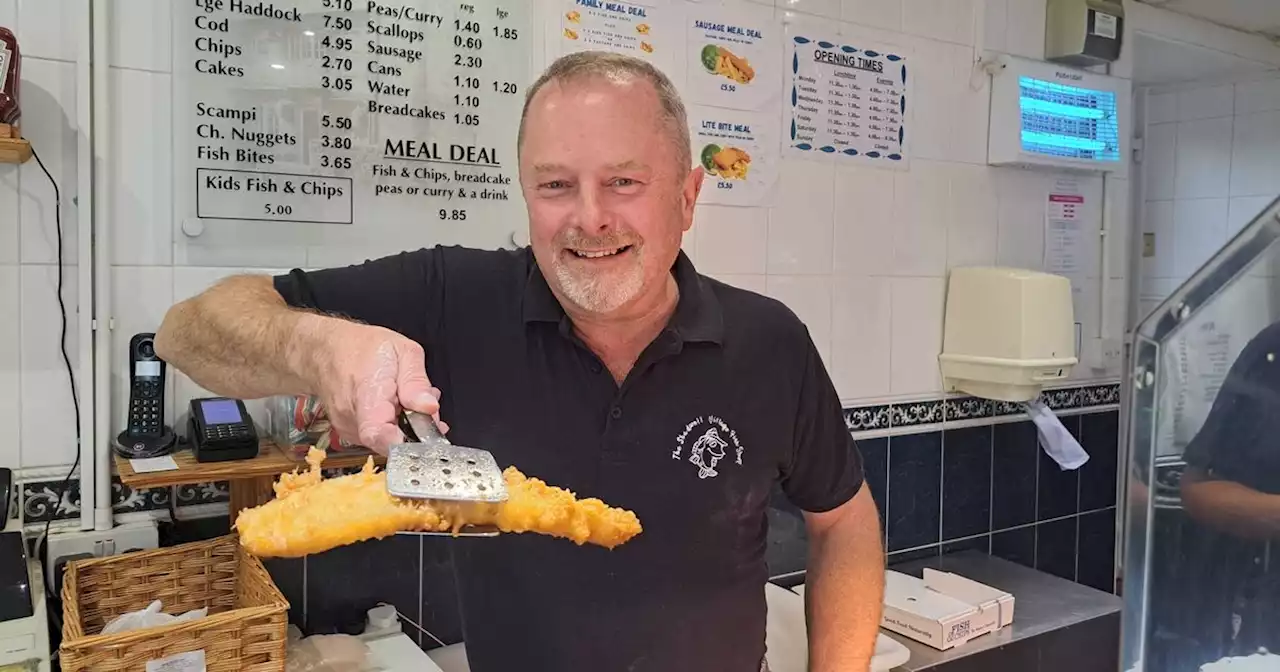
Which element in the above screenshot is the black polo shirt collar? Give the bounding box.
[521,250,724,345]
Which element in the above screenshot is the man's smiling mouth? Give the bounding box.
[569,245,633,259]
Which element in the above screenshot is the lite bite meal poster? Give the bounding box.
[690,106,778,207]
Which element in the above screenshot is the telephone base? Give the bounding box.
[114,427,177,460]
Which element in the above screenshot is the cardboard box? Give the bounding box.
[880,569,1015,650]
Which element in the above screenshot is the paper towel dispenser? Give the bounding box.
[938,267,1077,402]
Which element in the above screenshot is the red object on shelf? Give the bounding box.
[0,26,20,126]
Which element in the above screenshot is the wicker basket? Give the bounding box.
[60,534,289,672]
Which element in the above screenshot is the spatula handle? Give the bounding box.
[400,410,449,445]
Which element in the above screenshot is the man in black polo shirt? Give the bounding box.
[156,51,884,671]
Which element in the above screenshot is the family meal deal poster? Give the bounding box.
[685,3,781,111]
[784,28,911,168]
[690,107,778,207]
[555,0,672,68]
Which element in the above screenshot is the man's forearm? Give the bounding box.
[1182,469,1280,540]
[805,487,885,671]
[154,275,337,400]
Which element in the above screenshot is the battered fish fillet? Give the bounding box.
[235,448,642,558]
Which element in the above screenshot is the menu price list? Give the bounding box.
[787,35,909,164]
[179,0,528,225]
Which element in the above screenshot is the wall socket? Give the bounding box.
[43,521,159,589]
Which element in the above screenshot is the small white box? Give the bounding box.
[880,569,1015,650]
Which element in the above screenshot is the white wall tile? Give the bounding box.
[947,163,997,267]
[902,0,975,45]
[1229,111,1280,198]
[0,0,15,27]
[108,0,171,72]
[903,37,952,162]
[15,0,77,61]
[694,205,768,276]
[979,0,1007,54]
[1235,78,1280,116]
[1105,176,1130,280]
[841,0,902,32]
[171,267,245,303]
[110,267,173,435]
[889,276,944,395]
[0,265,19,469]
[831,275,892,400]
[1146,92,1178,125]
[1176,85,1234,122]
[893,160,948,276]
[1004,0,1046,60]
[111,69,173,266]
[1141,200,1176,281]
[768,159,835,274]
[1174,116,1233,200]
[779,0,842,20]
[1144,122,1177,202]
[710,273,767,295]
[19,264,78,468]
[949,44,990,164]
[833,164,895,276]
[0,166,17,265]
[17,57,78,265]
[995,168,1045,271]
[1228,196,1274,236]
[767,275,833,366]
[1173,198,1228,279]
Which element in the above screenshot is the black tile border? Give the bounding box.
[21,475,233,524]
[843,383,1120,434]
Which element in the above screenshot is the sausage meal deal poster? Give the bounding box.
[690,106,778,207]
[684,2,781,111]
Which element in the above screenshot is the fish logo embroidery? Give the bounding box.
[672,416,745,480]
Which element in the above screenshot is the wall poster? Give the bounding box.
[683,2,780,111]
[690,106,777,207]
[784,27,910,168]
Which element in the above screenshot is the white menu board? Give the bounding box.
[784,30,910,167]
[173,0,530,267]
[684,2,780,111]
[690,106,777,207]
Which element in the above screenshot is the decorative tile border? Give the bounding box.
[21,476,233,524]
[843,382,1121,435]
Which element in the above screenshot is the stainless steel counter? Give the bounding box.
[885,552,1122,671]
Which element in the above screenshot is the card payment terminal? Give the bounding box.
[189,397,259,463]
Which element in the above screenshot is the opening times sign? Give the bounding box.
[175,0,528,233]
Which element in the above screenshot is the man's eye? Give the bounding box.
[610,178,637,188]
[541,180,570,190]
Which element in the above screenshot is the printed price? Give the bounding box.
[439,209,468,221]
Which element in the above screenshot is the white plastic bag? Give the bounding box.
[285,634,375,672]
[101,600,209,636]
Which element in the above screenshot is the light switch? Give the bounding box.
[1142,232,1155,258]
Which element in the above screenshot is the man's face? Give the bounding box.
[519,76,702,315]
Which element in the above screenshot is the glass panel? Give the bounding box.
[1124,197,1280,671]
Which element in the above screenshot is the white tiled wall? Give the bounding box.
[1139,76,1280,320]
[1,0,1137,471]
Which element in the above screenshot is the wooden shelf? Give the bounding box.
[115,441,384,518]
[0,124,31,164]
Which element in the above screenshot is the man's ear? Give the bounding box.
[681,166,704,232]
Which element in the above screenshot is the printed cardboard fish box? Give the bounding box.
[880,568,1015,650]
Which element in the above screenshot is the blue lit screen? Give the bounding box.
[1018,76,1120,163]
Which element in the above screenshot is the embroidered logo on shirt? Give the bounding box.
[672,416,744,479]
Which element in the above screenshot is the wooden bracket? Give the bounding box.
[0,123,32,164]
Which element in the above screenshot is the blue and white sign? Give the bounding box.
[784,28,910,168]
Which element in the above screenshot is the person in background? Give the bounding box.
[1178,319,1280,668]
[156,51,884,672]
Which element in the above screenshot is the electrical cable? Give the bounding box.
[27,145,80,638]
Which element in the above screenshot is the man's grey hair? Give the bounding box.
[518,51,692,174]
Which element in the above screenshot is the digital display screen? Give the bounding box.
[134,361,161,377]
[1018,76,1120,163]
[200,399,242,425]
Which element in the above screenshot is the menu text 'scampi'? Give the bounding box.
[179,0,525,225]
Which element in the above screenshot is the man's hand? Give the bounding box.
[299,316,445,454]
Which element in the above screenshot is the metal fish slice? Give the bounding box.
[387,410,507,538]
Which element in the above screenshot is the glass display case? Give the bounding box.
[1124,197,1280,671]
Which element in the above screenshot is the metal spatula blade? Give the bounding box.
[386,411,509,503]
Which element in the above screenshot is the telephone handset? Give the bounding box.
[114,332,176,459]
[128,333,165,437]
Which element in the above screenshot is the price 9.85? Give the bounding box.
[439,209,467,221]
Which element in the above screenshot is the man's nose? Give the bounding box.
[575,184,610,234]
